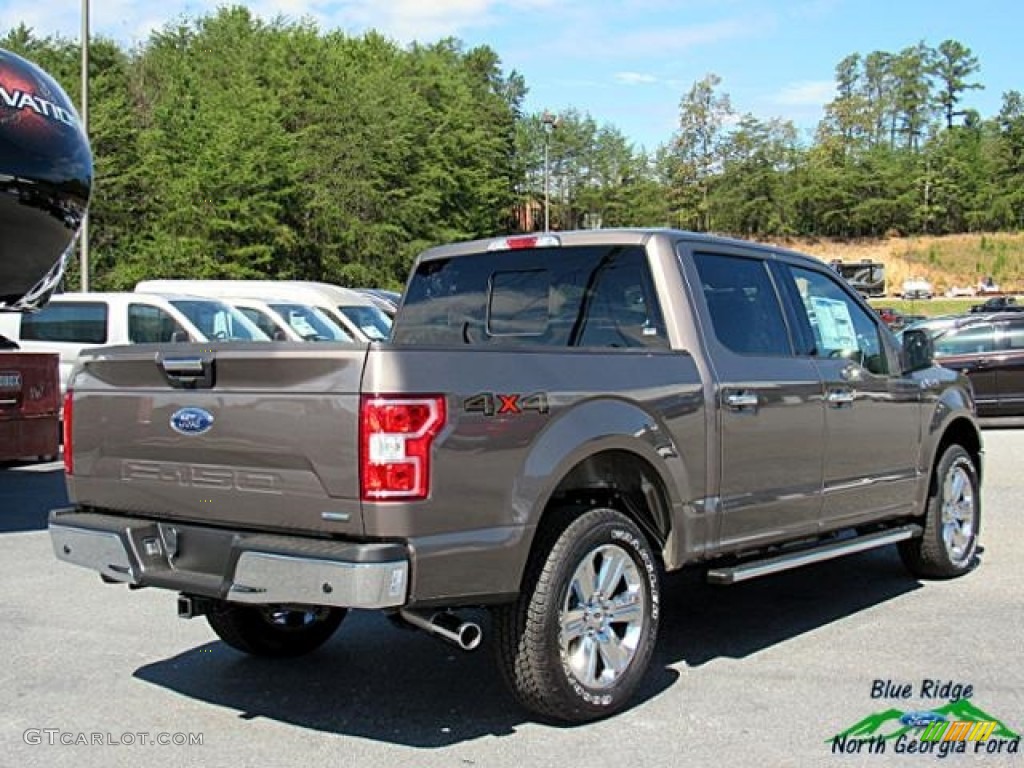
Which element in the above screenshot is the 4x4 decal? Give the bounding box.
[463,392,550,416]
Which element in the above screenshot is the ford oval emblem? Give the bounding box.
[170,407,214,436]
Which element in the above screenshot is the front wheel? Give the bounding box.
[899,444,980,579]
[206,602,346,657]
[494,507,661,723]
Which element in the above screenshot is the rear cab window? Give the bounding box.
[20,302,108,343]
[393,245,669,349]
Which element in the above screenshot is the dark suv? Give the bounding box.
[931,313,1024,417]
[969,296,1021,314]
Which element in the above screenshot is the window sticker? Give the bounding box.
[810,296,857,350]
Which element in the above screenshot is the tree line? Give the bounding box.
[3,9,1022,289]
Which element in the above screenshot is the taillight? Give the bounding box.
[62,391,73,475]
[360,395,446,501]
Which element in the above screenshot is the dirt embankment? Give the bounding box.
[758,233,1024,295]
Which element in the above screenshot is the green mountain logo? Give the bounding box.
[830,699,1021,742]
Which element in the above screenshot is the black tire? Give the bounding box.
[493,507,661,723]
[206,602,346,657]
[899,444,980,579]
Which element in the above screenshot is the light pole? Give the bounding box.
[541,111,557,232]
[79,0,89,292]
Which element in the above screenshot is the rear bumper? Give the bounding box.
[48,507,409,610]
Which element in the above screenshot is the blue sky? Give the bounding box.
[0,0,1018,151]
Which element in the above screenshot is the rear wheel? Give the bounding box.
[900,444,980,579]
[494,507,660,723]
[206,601,346,657]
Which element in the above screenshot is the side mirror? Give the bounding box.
[901,329,934,373]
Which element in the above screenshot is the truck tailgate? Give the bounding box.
[66,343,369,536]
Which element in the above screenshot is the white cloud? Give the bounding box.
[775,79,835,106]
[614,71,658,85]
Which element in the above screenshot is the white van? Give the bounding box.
[225,297,352,342]
[0,292,268,395]
[134,280,392,342]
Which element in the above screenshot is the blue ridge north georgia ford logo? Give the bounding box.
[170,407,214,436]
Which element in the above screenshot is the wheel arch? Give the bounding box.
[930,417,983,491]
[504,396,700,600]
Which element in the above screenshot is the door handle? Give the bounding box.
[158,355,215,389]
[826,388,855,406]
[724,391,759,410]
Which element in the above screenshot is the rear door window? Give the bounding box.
[20,302,108,343]
[128,303,191,343]
[1000,319,1024,349]
[395,245,668,349]
[692,252,792,356]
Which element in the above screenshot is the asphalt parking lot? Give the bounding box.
[2,430,1022,767]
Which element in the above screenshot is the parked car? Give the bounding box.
[215,297,352,342]
[874,306,906,330]
[0,292,268,396]
[135,280,393,342]
[929,312,1024,417]
[901,277,934,300]
[969,295,1021,314]
[899,314,967,339]
[354,288,401,317]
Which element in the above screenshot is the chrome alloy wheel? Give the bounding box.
[559,543,647,689]
[941,458,977,565]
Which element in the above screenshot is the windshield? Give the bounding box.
[339,305,392,341]
[269,303,353,342]
[169,299,269,341]
[236,306,284,339]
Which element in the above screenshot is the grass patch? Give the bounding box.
[867,297,977,318]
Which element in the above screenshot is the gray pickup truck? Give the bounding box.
[50,229,982,723]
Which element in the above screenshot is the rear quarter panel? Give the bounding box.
[361,346,706,603]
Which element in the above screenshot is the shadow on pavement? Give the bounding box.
[0,459,66,533]
[134,547,919,746]
[135,609,678,745]
[656,547,920,666]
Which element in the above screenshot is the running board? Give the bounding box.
[706,524,922,585]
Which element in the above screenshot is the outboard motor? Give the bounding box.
[0,48,92,311]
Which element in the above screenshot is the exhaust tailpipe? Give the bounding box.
[399,609,482,651]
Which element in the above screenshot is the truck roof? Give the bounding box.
[414,228,827,270]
